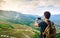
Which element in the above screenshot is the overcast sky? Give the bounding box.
[0,0,60,16]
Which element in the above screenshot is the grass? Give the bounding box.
[0,22,60,38]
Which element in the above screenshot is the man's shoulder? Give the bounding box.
[39,21,46,24]
[38,21,47,27]
[51,22,54,25]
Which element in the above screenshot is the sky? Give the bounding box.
[0,0,60,16]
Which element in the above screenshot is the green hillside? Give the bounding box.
[56,33,60,38]
[0,22,40,38]
[0,22,60,38]
[0,10,36,26]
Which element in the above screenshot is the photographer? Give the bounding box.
[34,11,56,38]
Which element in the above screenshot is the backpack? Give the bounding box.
[42,21,56,38]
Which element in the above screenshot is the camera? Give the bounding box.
[38,17,41,20]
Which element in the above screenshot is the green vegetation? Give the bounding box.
[0,22,40,38]
[0,22,60,38]
[56,33,60,38]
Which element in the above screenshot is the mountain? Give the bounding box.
[41,14,60,23]
[0,10,60,25]
[50,14,60,23]
[0,10,40,38]
[0,10,60,27]
[0,10,37,26]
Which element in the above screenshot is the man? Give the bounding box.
[35,11,51,38]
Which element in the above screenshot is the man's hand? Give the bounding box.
[34,19,39,27]
[35,23,38,27]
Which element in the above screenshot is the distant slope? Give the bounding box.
[50,14,60,23]
[0,10,36,26]
[0,10,60,24]
[0,10,60,26]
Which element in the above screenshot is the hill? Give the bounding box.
[0,10,36,26]
[0,22,40,38]
[50,14,60,23]
[0,10,60,25]
[0,10,40,38]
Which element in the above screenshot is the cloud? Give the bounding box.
[0,0,5,7]
[0,0,60,16]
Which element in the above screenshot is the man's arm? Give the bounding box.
[34,19,39,27]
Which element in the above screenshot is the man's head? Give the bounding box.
[44,11,51,19]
